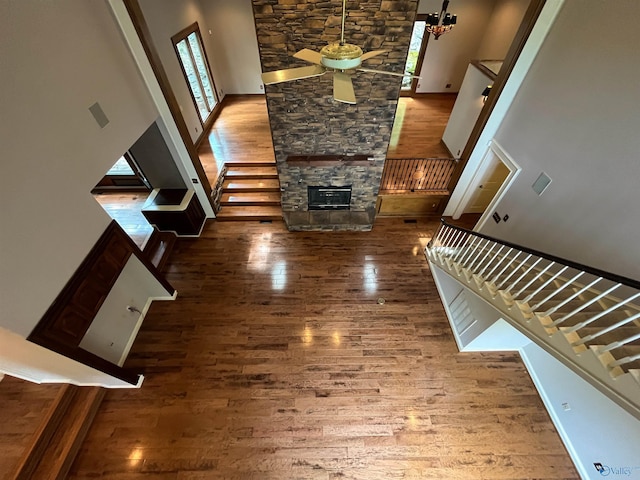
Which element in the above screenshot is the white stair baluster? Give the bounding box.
[465,239,493,271]
[540,278,602,317]
[485,248,515,280]
[571,310,640,346]
[513,261,557,298]
[489,251,522,285]
[600,331,640,354]
[496,254,533,289]
[549,283,622,327]
[503,257,544,293]
[452,234,474,263]
[478,245,505,277]
[523,266,573,306]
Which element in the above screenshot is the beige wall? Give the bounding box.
[0,1,157,337]
[138,0,223,142]
[416,0,495,92]
[199,0,263,95]
[476,0,530,59]
[481,0,640,280]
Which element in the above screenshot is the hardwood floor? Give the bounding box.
[91,94,457,235]
[93,191,154,249]
[198,94,456,187]
[387,94,456,159]
[197,95,277,187]
[0,376,61,476]
[66,218,578,479]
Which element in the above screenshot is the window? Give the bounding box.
[402,15,429,93]
[172,23,218,124]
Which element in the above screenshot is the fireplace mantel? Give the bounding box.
[286,155,373,167]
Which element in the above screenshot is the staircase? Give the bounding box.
[216,162,282,222]
[426,220,640,420]
[11,385,105,479]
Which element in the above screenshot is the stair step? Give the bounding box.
[13,385,105,480]
[216,205,282,222]
[220,192,281,206]
[222,178,280,193]
[565,325,639,346]
[224,161,276,168]
[225,166,278,179]
[535,298,604,315]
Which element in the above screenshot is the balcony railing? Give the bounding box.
[426,219,640,419]
[380,158,456,193]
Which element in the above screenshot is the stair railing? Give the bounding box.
[427,219,640,375]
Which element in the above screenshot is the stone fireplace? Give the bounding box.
[252,0,418,230]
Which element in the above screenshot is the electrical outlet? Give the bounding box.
[492,212,501,224]
[503,214,509,222]
[259,84,264,90]
[446,83,452,89]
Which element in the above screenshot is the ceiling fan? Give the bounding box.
[260,0,418,104]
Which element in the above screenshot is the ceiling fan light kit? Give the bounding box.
[260,0,421,104]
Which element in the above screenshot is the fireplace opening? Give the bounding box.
[308,186,351,210]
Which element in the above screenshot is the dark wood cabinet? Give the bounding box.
[141,189,206,236]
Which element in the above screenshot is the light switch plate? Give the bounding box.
[89,102,109,128]
[532,172,552,195]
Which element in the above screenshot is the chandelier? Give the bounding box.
[426,0,457,40]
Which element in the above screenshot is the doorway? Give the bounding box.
[93,154,154,249]
[459,141,521,230]
[464,153,510,214]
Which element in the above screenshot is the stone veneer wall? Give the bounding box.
[252,0,418,230]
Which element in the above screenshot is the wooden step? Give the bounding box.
[216,205,283,222]
[12,385,105,480]
[225,166,278,179]
[222,178,280,193]
[224,161,275,168]
[143,230,176,272]
[220,192,281,206]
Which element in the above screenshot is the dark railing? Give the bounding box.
[431,219,640,291]
[380,158,456,193]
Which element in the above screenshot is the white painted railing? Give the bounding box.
[426,220,640,419]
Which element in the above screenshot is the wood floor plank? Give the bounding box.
[66,218,578,479]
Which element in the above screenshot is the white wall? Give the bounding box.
[80,256,174,366]
[521,343,640,479]
[199,0,264,95]
[476,0,529,60]
[0,1,158,338]
[442,64,493,158]
[416,0,496,92]
[480,0,640,280]
[0,327,139,388]
[138,0,224,143]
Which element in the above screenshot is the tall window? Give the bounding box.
[402,15,429,93]
[172,23,218,123]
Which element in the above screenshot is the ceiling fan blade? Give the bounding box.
[333,71,356,104]
[358,67,421,79]
[293,48,323,65]
[261,65,326,85]
[360,50,388,62]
